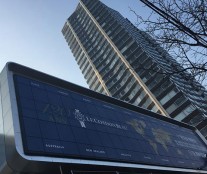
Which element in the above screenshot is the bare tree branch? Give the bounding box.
[130,0,207,87]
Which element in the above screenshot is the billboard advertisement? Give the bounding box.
[14,74,207,170]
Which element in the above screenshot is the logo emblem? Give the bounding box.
[74,109,86,128]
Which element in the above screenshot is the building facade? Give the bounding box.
[62,0,207,138]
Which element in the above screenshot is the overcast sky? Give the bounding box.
[0,0,150,88]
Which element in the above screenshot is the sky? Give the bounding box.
[0,0,150,88]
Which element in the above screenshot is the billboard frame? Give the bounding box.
[0,62,207,174]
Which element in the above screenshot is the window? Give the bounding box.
[133,97,141,106]
[144,60,152,69]
[166,103,177,114]
[188,114,204,126]
[154,74,163,83]
[151,105,159,113]
[101,22,106,27]
[200,125,207,137]
[142,97,152,109]
[160,89,178,105]
[161,80,172,90]
[120,46,128,53]
[174,95,187,106]
[129,93,135,100]
[174,105,196,121]
[142,72,151,82]
[138,53,148,64]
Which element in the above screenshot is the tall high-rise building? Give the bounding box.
[62,0,207,138]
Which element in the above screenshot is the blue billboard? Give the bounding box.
[14,74,207,170]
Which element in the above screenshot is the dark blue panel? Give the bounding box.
[44,84,59,93]
[98,132,114,148]
[32,88,48,102]
[23,118,41,137]
[21,108,37,118]
[86,103,99,116]
[172,158,193,168]
[37,112,55,122]
[77,144,94,157]
[116,149,134,162]
[35,101,48,112]
[61,96,75,109]
[132,151,148,163]
[106,126,125,136]
[180,149,193,160]
[82,96,94,104]
[26,137,44,152]
[43,139,63,154]
[132,139,145,152]
[105,147,120,160]
[137,153,156,164]
[109,134,125,149]
[30,81,45,89]
[82,120,97,131]
[74,101,88,113]
[51,105,68,124]
[68,110,84,128]
[71,127,90,144]
[15,75,31,85]
[156,143,170,156]
[96,107,112,119]
[36,102,68,124]
[86,129,103,146]
[96,107,106,117]
[68,119,83,128]
[119,136,141,151]
[17,84,33,99]
[165,146,180,158]
[71,92,83,101]
[39,121,59,140]
[48,92,62,105]
[138,140,156,154]
[62,141,79,156]
[19,98,35,110]
[153,155,173,166]
[94,121,108,132]
[90,145,107,158]
[57,124,75,142]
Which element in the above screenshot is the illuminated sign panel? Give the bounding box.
[14,74,207,170]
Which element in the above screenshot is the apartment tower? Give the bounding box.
[62,0,207,138]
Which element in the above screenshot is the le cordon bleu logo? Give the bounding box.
[74,109,86,128]
[74,109,127,130]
